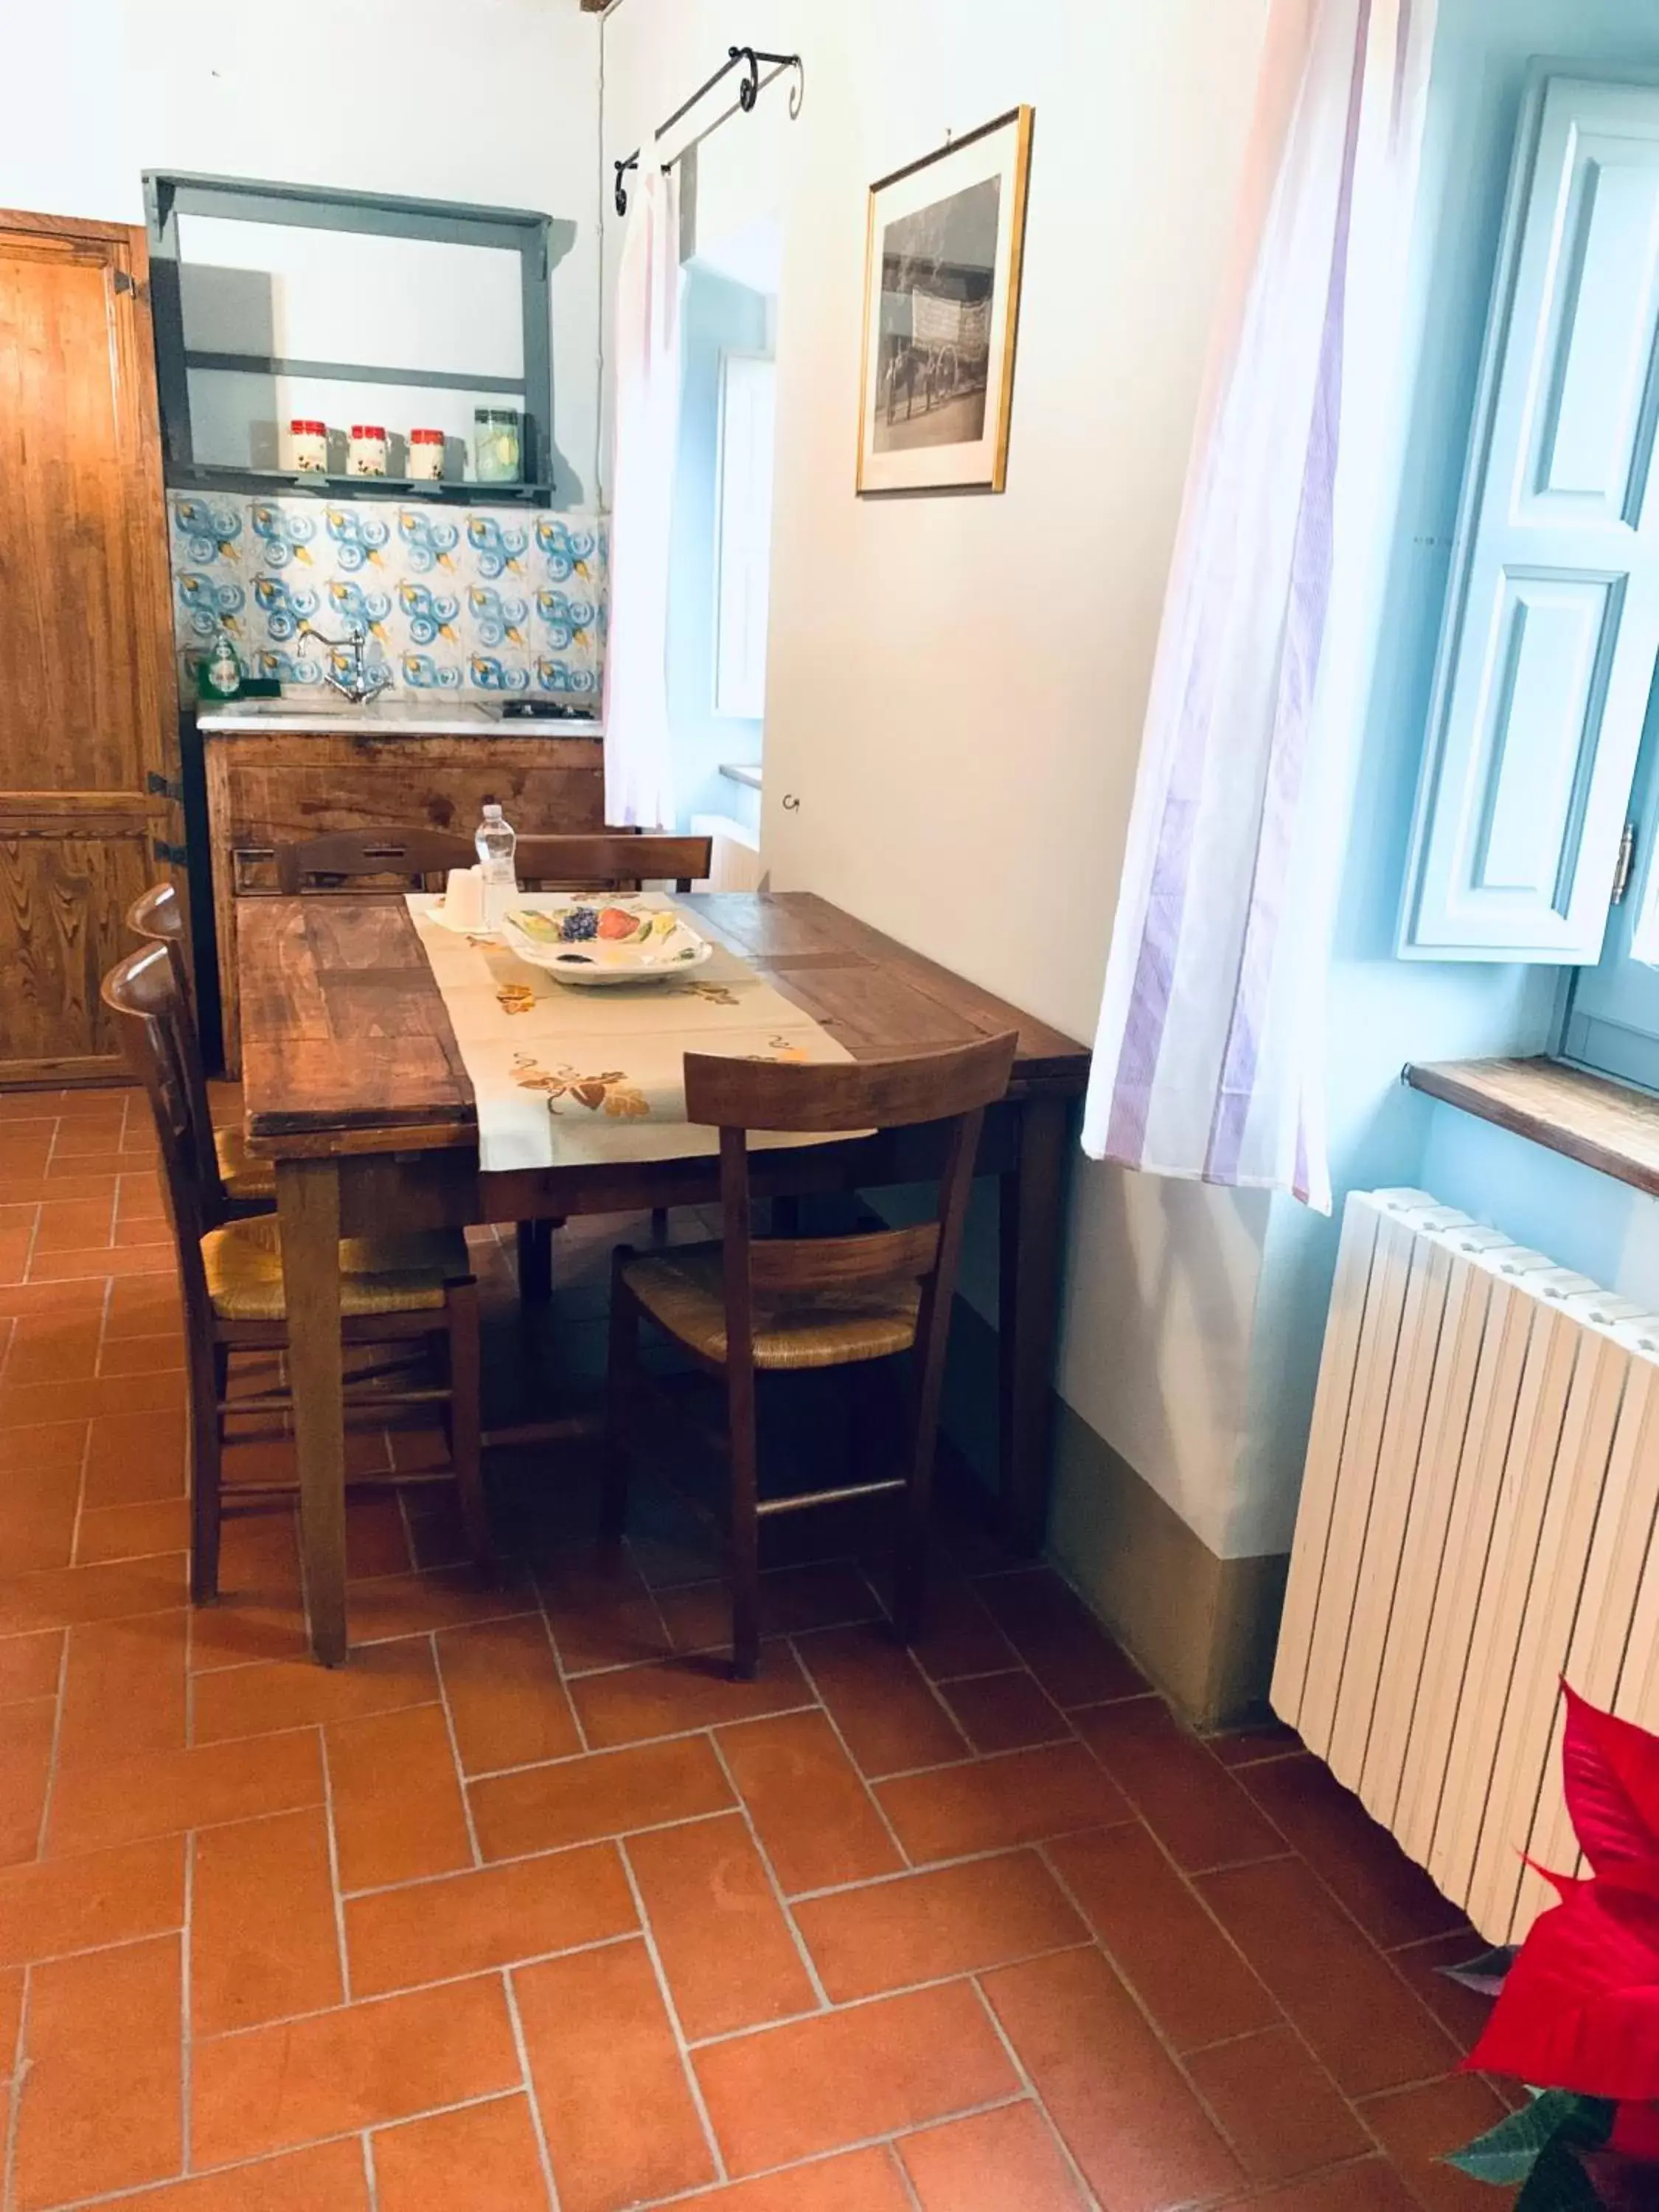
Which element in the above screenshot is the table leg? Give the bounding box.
[277,1156,348,1666]
[516,1220,554,1304]
[999,1094,1069,1556]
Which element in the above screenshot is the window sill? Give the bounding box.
[720,761,762,793]
[1405,1056,1659,1199]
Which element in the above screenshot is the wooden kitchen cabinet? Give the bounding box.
[204,726,603,1073]
[0,211,184,1085]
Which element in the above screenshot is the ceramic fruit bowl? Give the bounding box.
[500,900,714,987]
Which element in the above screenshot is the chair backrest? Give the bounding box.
[101,943,225,1321]
[125,880,219,1196]
[274,827,476,894]
[684,1034,1018,1135]
[126,877,187,964]
[684,1032,1020,1372]
[275,827,712,896]
[515,832,712,894]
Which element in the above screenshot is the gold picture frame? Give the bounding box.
[856,105,1034,495]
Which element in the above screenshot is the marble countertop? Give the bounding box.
[197,698,603,738]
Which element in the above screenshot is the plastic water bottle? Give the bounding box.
[475,801,517,930]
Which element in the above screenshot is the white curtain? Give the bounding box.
[1082,0,1439,1211]
[603,167,682,830]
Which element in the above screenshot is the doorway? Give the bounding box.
[667,219,780,881]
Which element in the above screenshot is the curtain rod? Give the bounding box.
[613,45,802,216]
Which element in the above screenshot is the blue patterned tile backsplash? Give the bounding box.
[168,493,605,703]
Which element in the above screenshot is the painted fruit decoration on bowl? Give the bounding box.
[501,901,712,987]
[597,905,674,943]
[509,905,681,947]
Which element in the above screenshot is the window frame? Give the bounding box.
[1559,692,1659,1091]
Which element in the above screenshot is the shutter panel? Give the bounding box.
[1401,77,1659,964]
[714,352,776,721]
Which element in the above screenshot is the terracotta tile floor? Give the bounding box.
[0,1088,1506,2211]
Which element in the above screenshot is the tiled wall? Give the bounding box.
[167,493,606,703]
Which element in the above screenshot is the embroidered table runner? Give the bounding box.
[407,893,855,1172]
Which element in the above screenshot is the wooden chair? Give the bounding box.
[604,1032,1019,1677]
[274,827,476,893]
[102,942,490,1607]
[273,828,711,895]
[515,832,712,893]
[125,881,275,1211]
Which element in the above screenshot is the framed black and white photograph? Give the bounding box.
[856,106,1033,494]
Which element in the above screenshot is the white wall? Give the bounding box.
[602,0,1277,1558]
[4,0,602,501]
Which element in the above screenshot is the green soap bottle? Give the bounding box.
[198,631,243,702]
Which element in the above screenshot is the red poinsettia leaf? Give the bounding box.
[1609,2101,1659,2161]
[1468,1879,1659,2099]
[1562,1685,1659,1874]
[1526,1856,1587,1904]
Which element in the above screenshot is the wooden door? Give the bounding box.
[0,209,182,1085]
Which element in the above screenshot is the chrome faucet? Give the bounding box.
[296,619,387,706]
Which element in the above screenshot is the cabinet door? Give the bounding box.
[0,211,182,1084]
[1400,77,1659,964]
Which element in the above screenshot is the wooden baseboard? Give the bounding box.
[0,1064,133,1091]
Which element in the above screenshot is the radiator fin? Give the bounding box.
[1273,1189,1659,1944]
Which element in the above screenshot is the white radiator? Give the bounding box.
[1273,1188,1659,1944]
[690,813,765,894]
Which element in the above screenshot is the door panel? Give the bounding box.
[0,832,159,1084]
[1531,153,1659,521]
[0,210,181,1083]
[1468,571,1615,907]
[1401,80,1659,963]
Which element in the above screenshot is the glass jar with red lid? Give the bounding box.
[407,428,445,482]
[288,419,327,473]
[347,425,389,478]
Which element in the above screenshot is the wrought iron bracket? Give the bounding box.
[613,44,802,217]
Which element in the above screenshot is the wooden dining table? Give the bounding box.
[238,890,1091,1663]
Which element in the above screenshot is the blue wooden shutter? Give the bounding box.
[1401,77,1659,963]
